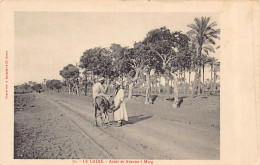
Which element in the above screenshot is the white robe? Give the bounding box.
[113,89,128,121]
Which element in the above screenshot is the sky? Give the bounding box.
[14,12,219,85]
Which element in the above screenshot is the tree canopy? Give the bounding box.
[46,79,63,91]
[79,47,117,80]
[57,17,220,100]
[59,64,79,81]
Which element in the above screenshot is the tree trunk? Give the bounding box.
[151,80,154,94]
[191,67,198,97]
[76,84,79,96]
[68,83,71,94]
[184,69,186,83]
[188,70,191,94]
[165,74,170,98]
[192,44,203,97]
[84,84,88,96]
[145,74,151,104]
[168,79,171,95]
[128,83,134,98]
[121,75,124,86]
[192,45,203,97]
[213,68,217,94]
[189,70,191,84]
[71,85,75,95]
[104,78,110,93]
[128,68,141,99]
[198,66,202,95]
[171,79,173,94]
[210,64,213,92]
[203,63,205,84]
[158,75,161,94]
[202,64,205,95]
[171,72,179,108]
[192,65,202,96]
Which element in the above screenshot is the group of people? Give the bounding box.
[92,77,128,126]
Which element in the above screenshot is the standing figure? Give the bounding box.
[112,81,128,126]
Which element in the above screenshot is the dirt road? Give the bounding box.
[14,92,220,159]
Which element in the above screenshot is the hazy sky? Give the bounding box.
[15,12,219,85]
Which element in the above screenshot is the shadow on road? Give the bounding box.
[128,115,153,124]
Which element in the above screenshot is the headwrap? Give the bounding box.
[115,81,121,86]
[98,77,105,82]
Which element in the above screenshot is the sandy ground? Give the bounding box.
[14,92,220,159]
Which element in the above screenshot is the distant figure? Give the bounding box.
[111,81,128,126]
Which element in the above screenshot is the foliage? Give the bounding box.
[14,83,32,94]
[59,64,79,83]
[187,17,220,60]
[188,17,220,43]
[46,79,63,91]
[22,16,220,101]
[187,17,220,96]
[142,27,190,74]
[31,84,42,91]
[109,44,132,77]
[133,41,158,72]
[168,31,190,72]
[79,47,117,80]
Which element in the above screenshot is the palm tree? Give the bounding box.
[187,17,220,96]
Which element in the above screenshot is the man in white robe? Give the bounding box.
[112,81,128,126]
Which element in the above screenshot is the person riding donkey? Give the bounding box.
[92,77,114,125]
[92,77,110,102]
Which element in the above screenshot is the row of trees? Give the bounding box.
[14,82,43,94]
[15,79,64,94]
[53,17,220,107]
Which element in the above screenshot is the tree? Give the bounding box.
[143,27,175,98]
[81,70,94,96]
[46,79,63,92]
[109,44,130,76]
[187,41,198,85]
[15,83,32,94]
[31,83,42,92]
[109,44,132,86]
[167,32,189,108]
[23,83,32,93]
[123,47,145,99]
[143,27,189,107]
[213,61,220,94]
[132,42,158,104]
[59,64,79,94]
[28,81,37,87]
[79,47,118,93]
[187,17,220,96]
[108,43,145,98]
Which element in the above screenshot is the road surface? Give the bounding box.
[14,92,220,159]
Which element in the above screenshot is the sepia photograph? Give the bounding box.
[0,1,259,165]
[14,12,220,160]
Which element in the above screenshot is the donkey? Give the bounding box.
[94,96,114,126]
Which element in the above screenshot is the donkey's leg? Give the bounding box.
[105,111,109,124]
[95,106,99,126]
[100,107,105,125]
